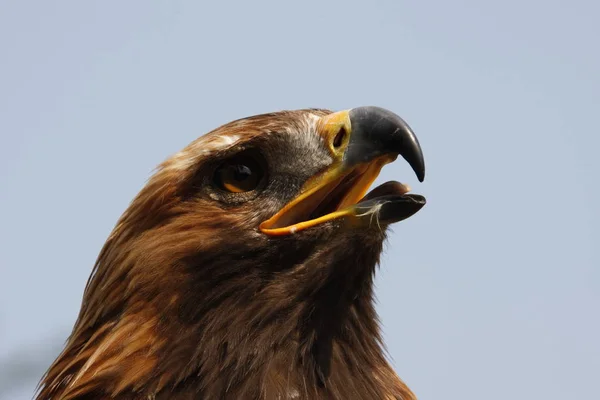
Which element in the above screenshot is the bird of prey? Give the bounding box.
[37,106,426,400]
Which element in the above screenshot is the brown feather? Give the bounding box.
[37,109,416,400]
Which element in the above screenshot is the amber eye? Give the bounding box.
[213,154,264,193]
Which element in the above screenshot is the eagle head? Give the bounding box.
[38,107,426,399]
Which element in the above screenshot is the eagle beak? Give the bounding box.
[259,106,426,236]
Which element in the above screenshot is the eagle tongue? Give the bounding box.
[360,181,410,203]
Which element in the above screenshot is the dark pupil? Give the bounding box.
[232,164,252,181]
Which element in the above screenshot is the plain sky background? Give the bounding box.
[1,1,598,399]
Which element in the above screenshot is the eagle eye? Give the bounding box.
[213,152,265,193]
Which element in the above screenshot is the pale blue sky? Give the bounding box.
[1,1,598,399]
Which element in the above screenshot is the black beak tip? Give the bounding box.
[417,167,425,183]
[349,106,426,183]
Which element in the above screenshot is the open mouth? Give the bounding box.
[259,157,426,236]
[259,106,426,236]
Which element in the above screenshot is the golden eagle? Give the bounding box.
[37,106,426,399]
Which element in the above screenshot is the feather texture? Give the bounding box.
[37,110,416,400]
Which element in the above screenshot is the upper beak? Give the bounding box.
[345,106,425,182]
[260,106,426,236]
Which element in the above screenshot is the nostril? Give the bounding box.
[333,127,346,149]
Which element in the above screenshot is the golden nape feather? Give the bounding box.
[37,107,426,400]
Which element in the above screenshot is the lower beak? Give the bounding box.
[260,106,426,236]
